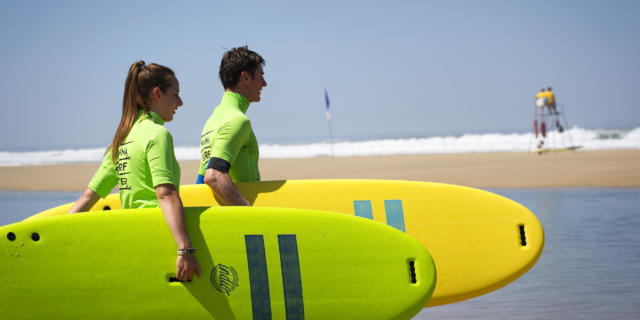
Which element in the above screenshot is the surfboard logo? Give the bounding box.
[210,263,239,296]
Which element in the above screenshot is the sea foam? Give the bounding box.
[1,127,638,166]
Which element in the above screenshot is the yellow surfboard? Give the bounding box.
[1,206,435,319]
[29,179,544,307]
[531,145,583,154]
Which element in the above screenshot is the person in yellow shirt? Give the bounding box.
[535,88,547,110]
[545,86,556,114]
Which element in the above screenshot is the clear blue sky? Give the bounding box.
[1,0,638,150]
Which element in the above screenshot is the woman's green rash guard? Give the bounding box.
[198,92,260,183]
[89,110,181,209]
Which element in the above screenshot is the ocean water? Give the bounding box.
[1,127,639,166]
[1,188,639,319]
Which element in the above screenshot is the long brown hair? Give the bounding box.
[107,61,175,162]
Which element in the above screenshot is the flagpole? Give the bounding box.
[324,89,334,158]
[328,115,334,158]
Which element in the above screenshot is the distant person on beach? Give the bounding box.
[67,61,201,282]
[545,86,557,114]
[197,46,267,206]
[535,88,547,110]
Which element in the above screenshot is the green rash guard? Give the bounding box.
[89,110,181,209]
[199,91,260,182]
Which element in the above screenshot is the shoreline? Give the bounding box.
[0,149,638,191]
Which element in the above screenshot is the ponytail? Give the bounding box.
[107,61,175,162]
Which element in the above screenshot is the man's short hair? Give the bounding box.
[219,46,265,90]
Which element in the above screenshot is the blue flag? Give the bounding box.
[324,89,331,120]
[324,89,330,109]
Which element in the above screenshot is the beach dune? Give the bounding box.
[1,150,638,191]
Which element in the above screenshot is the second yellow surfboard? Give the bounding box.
[29,179,544,307]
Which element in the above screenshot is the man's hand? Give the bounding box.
[204,168,251,206]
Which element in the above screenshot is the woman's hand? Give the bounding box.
[68,188,100,213]
[156,183,201,282]
[176,254,201,282]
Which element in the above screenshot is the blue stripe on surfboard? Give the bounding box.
[353,200,373,219]
[384,200,406,232]
[278,235,305,320]
[245,235,272,320]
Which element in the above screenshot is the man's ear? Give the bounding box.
[240,70,250,82]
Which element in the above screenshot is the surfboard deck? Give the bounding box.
[29,179,544,307]
[1,206,435,319]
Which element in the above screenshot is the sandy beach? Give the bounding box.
[0,149,638,191]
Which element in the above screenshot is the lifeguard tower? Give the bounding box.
[530,88,582,154]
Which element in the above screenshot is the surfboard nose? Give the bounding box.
[408,257,437,289]
[388,242,437,318]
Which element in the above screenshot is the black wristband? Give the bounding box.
[208,157,231,173]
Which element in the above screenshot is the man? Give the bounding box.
[197,46,267,205]
[545,86,557,114]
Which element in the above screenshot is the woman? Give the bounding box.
[68,61,200,282]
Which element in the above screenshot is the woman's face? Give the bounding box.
[150,76,183,122]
